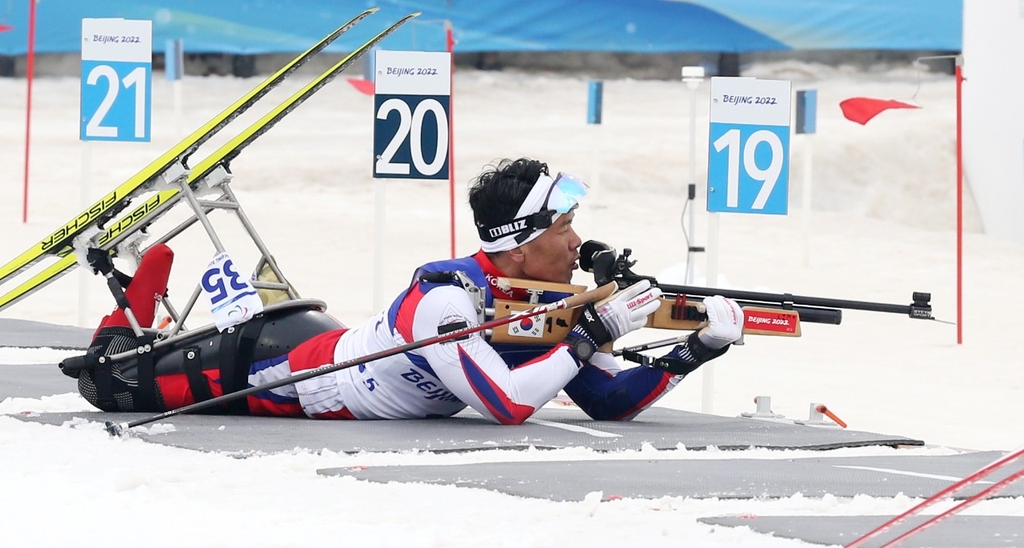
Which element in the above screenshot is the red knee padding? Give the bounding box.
[286,329,348,373]
[155,369,224,410]
[94,243,174,337]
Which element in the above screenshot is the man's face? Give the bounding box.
[518,211,582,283]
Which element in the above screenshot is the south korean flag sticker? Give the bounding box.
[508,313,544,338]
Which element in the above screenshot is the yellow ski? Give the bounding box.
[0,7,379,286]
[0,11,421,313]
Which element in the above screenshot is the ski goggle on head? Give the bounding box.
[542,172,589,216]
[478,172,589,248]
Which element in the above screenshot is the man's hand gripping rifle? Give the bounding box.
[579,240,936,364]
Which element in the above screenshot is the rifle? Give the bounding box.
[579,240,936,340]
[486,241,936,351]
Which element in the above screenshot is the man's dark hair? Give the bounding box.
[468,158,549,231]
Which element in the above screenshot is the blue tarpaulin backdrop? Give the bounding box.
[0,0,961,55]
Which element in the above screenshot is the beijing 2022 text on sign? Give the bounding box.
[80,18,153,142]
[372,50,451,180]
[707,77,792,215]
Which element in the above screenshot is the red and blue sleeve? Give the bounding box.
[563,352,681,421]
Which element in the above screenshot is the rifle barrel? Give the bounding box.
[655,283,931,320]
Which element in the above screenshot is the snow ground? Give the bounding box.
[1,58,1022,547]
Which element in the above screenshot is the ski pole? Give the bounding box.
[846,444,1024,547]
[104,281,616,436]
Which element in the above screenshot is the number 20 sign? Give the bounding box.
[707,77,792,215]
[80,18,152,142]
[372,50,451,180]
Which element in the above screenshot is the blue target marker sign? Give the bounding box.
[707,77,792,215]
[80,18,152,142]
[372,50,451,180]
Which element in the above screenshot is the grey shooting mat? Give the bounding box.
[697,515,1024,548]
[0,318,94,350]
[3,326,924,455]
[318,450,1024,501]
[0,364,79,401]
[11,405,925,455]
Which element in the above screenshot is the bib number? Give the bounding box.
[202,252,264,331]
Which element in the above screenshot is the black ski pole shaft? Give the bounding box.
[104,282,616,436]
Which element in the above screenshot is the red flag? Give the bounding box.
[839,97,919,125]
[346,77,374,96]
[0,24,12,33]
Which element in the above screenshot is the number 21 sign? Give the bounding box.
[81,18,152,142]
[707,77,792,215]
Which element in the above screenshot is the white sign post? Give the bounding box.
[78,18,152,326]
[371,50,452,310]
[703,76,792,413]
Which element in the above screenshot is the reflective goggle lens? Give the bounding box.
[545,173,589,214]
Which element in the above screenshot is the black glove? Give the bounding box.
[86,248,115,275]
[648,332,729,376]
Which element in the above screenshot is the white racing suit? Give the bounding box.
[247,250,685,424]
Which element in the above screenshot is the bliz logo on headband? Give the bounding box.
[487,219,528,239]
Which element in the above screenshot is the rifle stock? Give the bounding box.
[646,296,805,336]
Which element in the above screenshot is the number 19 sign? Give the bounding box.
[707,77,792,214]
[372,50,451,179]
[80,18,152,142]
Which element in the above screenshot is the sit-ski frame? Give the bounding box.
[79,159,303,347]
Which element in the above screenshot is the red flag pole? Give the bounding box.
[22,0,36,223]
[445,20,456,259]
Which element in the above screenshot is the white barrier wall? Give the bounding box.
[963,0,1024,245]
